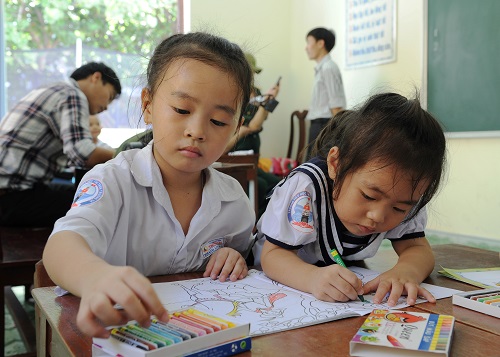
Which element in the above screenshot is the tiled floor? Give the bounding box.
[4,237,500,356]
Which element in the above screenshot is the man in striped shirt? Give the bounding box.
[0,62,121,227]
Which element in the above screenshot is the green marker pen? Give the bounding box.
[330,249,365,302]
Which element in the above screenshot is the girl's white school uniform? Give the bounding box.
[50,144,255,276]
[255,159,426,266]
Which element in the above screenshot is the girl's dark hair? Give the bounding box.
[146,32,253,120]
[311,92,446,221]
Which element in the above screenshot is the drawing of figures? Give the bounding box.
[173,280,287,319]
[155,267,435,336]
[300,298,351,320]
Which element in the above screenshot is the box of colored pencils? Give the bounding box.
[350,309,455,356]
[453,288,500,318]
[92,308,251,357]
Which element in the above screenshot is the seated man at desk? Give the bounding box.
[0,62,121,227]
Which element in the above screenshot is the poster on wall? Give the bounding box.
[345,0,396,69]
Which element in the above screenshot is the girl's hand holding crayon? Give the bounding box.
[308,264,364,302]
[77,264,169,338]
[203,247,248,282]
[42,32,256,341]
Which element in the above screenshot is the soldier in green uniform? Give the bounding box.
[225,53,281,218]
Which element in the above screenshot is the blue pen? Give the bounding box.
[329,249,365,302]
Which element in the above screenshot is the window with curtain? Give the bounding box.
[1,0,183,146]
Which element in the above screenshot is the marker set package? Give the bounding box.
[92,308,250,357]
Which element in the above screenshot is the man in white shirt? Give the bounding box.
[305,27,346,155]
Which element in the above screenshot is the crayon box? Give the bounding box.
[92,308,250,357]
[452,287,500,318]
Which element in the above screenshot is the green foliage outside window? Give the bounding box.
[4,0,179,55]
[2,0,180,126]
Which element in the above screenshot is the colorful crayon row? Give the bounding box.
[109,309,236,351]
[429,315,454,351]
[469,292,500,306]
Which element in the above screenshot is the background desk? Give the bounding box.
[212,161,257,215]
[32,245,500,356]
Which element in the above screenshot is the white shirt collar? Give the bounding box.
[129,143,243,203]
[314,55,331,73]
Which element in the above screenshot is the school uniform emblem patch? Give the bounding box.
[201,238,225,259]
[71,179,104,207]
[287,191,314,232]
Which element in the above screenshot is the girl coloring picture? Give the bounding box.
[43,32,255,337]
[257,93,446,308]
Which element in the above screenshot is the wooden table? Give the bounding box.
[31,244,500,356]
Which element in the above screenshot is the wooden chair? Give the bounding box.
[0,226,52,357]
[287,110,308,164]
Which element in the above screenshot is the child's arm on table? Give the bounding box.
[261,240,363,302]
[203,247,249,282]
[42,231,169,338]
[362,237,436,306]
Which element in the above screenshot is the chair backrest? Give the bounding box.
[287,110,308,164]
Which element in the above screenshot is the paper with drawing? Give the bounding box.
[153,267,459,336]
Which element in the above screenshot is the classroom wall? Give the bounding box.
[427,138,500,242]
[190,0,500,243]
[190,0,293,153]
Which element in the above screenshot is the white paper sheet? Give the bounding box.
[153,267,461,336]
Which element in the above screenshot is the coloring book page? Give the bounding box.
[153,267,460,336]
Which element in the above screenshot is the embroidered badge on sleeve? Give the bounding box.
[71,179,104,207]
[201,238,225,259]
[287,191,314,232]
